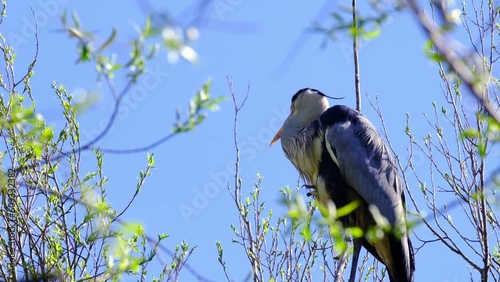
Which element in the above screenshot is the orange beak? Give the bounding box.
[270,124,284,146]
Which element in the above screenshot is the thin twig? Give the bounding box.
[227,76,258,280]
[366,94,483,271]
[334,248,349,282]
[97,132,176,154]
[14,7,39,90]
[352,0,361,112]
[26,183,217,282]
[333,0,362,279]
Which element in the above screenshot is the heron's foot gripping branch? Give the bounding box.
[302,184,317,198]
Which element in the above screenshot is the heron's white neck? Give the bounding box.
[287,100,329,128]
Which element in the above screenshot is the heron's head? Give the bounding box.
[270,88,341,145]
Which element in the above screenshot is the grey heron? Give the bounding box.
[270,88,415,282]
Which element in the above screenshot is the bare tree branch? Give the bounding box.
[352,0,361,112]
[406,0,500,123]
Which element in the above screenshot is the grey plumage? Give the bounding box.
[270,88,415,282]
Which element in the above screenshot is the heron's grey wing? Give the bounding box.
[320,105,405,226]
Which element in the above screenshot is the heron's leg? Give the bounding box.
[348,239,362,282]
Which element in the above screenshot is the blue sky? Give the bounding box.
[4,0,499,281]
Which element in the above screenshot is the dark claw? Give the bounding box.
[303,184,317,198]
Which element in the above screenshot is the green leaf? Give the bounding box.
[419,184,426,195]
[129,257,141,273]
[336,200,359,217]
[288,209,300,219]
[334,238,348,252]
[144,16,152,37]
[460,129,479,139]
[61,12,67,27]
[477,142,486,157]
[300,225,312,241]
[98,28,117,52]
[27,141,42,159]
[361,28,381,39]
[40,127,54,143]
[203,78,212,95]
[488,118,500,134]
[71,11,81,29]
[79,42,92,62]
[11,104,35,123]
[346,227,364,238]
[349,26,362,37]
[447,215,453,224]
[424,40,445,62]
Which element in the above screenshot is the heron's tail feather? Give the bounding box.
[387,234,415,282]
